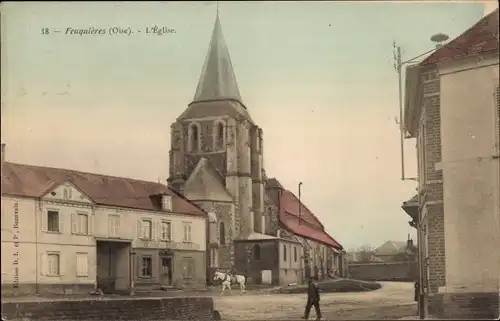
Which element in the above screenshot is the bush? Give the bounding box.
[272,278,382,294]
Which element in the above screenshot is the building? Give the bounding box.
[166,13,344,285]
[403,9,499,319]
[1,152,207,295]
[372,239,415,262]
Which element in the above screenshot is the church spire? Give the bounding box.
[192,13,243,104]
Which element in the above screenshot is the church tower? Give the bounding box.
[168,13,266,270]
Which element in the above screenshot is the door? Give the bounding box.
[159,257,173,286]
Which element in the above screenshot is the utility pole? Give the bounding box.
[298,182,303,224]
[393,43,406,181]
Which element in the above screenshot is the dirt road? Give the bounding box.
[214,281,417,320]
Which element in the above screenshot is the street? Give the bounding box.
[214,282,417,320]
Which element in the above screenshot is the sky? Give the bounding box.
[0,1,492,250]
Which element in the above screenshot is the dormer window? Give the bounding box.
[162,195,172,211]
[188,123,201,152]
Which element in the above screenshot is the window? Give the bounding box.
[189,123,200,152]
[140,256,153,277]
[219,222,225,245]
[253,244,261,260]
[108,215,120,237]
[47,253,60,276]
[294,246,298,262]
[72,213,88,234]
[162,195,172,211]
[141,220,152,239]
[76,253,89,277]
[161,221,171,241]
[283,244,287,261]
[183,222,192,242]
[182,258,195,279]
[47,210,59,232]
[214,121,225,149]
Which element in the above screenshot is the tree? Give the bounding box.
[356,245,374,263]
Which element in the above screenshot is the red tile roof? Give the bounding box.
[2,162,206,217]
[278,189,342,250]
[421,9,499,66]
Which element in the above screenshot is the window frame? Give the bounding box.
[108,214,120,238]
[161,220,172,241]
[76,212,89,235]
[139,255,153,278]
[47,252,60,276]
[47,210,60,233]
[183,222,192,243]
[76,252,89,277]
[141,219,153,240]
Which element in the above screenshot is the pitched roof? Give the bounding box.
[420,9,499,66]
[373,240,408,256]
[192,14,243,105]
[183,157,233,202]
[277,189,342,249]
[2,162,206,217]
[266,177,284,189]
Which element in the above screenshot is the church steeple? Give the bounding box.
[192,13,243,105]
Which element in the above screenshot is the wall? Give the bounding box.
[278,239,302,285]
[348,262,418,282]
[133,249,206,289]
[436,56,500,319]
[1,196,96,295]
[1,297,217,321]
[234,240,279,285]
[416,67,446,315]
[93,206,207,252]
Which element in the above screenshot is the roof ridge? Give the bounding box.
[5,161,166,187]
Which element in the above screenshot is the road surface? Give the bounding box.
[214,281,417,320]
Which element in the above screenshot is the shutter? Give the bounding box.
[59,253,65,276]
[107,216,112,236]
[59,213,64,234]
[115,216,120,237]
[41,211,48,232]
[152,220,157,240]
[83,254,89,276]
[88,214,92,235]
[41,253,48,276]
[71,214,77,234]
[137,220,142,238]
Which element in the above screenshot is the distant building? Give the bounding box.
[373,239,415,262]
[403,9,499,319]
[1,153,207,295]
[167,13,344,285]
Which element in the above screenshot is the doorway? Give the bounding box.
[159,256,173,286]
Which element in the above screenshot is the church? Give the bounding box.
[167,13,345,286]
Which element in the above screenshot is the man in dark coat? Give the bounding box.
[302,276,322,320]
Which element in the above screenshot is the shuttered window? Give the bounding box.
[76,253,89,277]
[108,215,120,238]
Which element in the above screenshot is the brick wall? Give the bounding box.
[1,297,217,321]
[347,262,418,282]
[419,68,446,313]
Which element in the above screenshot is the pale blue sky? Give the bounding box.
[1,1,487,250]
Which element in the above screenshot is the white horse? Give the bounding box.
[213,271,246,296]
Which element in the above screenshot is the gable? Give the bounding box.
[184,158,233,202]
[42,181,93,204]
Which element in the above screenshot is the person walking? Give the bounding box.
[302,276,322,320]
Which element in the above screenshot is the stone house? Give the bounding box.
[402,9,499,319]
[167,13,344,286]
[1,150,207,295]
